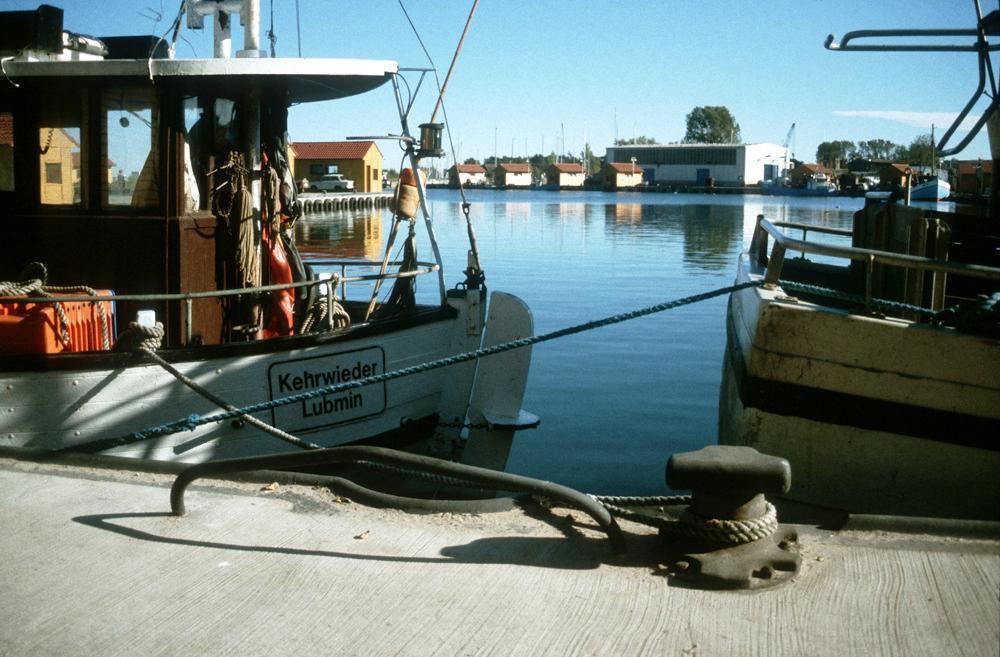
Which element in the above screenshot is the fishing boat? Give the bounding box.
[0,6,997,655]
[0,2,535,471]
[720,10,1000,520]
[909,175,952,200]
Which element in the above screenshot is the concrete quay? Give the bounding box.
[2,456,997,657]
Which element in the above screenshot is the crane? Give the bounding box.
[782,123,796,176]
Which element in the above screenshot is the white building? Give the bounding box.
[495,162,532,188]
[544,162,585,189]
[449,163,488,187]
[603,143,789,186]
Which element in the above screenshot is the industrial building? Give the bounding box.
[603,143,789,187]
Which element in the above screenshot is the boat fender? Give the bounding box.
[390,167,422,219]
[261,224,295,338]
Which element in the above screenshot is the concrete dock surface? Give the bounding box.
[1,456,997,657]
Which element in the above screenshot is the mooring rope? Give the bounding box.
[62,281,759,453]
[778,280,937,316]
[595,495,778,544]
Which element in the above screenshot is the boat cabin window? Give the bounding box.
[102,88,159,208]
[38,95,85,206]
[0,112,12,192]
[183,96,206,212]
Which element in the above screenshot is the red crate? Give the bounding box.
[0,291,115,354]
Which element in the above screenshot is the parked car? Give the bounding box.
[311,173,354,192]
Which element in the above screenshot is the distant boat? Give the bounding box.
[761,173,839,196]
[910,176,951,201]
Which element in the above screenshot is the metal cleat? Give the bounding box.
[661,445,800,590]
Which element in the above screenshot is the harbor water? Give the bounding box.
[296,190,895,495]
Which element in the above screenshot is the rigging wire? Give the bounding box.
[295,0,302,57]
[397,0,483,276]
[266,0,277,57]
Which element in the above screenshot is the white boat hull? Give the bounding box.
[910,178,951,201]
[719,255,1000,518]
[1,291,533,465]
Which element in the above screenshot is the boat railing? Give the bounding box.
[750,214,1000,309]
[0,258,440,345]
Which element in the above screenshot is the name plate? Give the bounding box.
[267,346,386,432]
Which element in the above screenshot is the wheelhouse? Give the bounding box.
[1,10,397,349]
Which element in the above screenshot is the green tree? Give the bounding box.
[614,136,659,145]
[815,140,856,168]
[462,157,479,165]
[856,139,902,161]
[683,106,741,144]
[902,134,935,167]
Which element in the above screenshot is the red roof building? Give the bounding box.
[289,140,384,193]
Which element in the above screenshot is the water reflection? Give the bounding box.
[292,190,868,495]
[295,209,382,260]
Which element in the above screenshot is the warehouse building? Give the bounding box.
[603,143,789,187]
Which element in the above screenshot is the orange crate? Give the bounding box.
[0,291,115,354]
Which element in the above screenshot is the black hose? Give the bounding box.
[170,445,626,554]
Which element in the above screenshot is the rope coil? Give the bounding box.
[0,262,111,351]
[596,495,779,545]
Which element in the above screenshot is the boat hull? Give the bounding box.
[910,178,952,201]
[719,255,1000,519]
[0,290,531,465]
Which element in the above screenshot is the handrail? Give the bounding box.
[824,28,1000,52]
[0,262,439,304]
[0,261,441,346]
[750,215,1000,307]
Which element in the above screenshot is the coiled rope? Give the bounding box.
[0,262,111,350]
[594,495,778,544]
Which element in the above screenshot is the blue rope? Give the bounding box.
[75,281,759,452]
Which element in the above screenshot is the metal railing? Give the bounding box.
[0,258,440,345]
[749,214,1000,309]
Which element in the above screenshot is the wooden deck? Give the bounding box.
[2,456,997,657]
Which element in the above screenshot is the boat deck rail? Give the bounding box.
[0,258,440,345]
[750,214,1000,309]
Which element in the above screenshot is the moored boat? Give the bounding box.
[720,9,1000,520]
[0,3,535,471]
[910,175,952,201]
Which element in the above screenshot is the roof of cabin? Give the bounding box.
[607,162,643,173]
[0,58,397,104]
[290,141,381,160]
[498,163,531,173]
[548,163,584,174]
[452,164,487,174]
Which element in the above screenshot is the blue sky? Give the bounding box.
[14,1,997,165]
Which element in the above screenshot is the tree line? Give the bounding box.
[814,135,936,169]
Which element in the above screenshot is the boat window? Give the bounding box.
[0,112,12,192]
[102,88,159,208]
[183,96,207,212]
[39,97,85,206]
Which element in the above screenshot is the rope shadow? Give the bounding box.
[71,510,615,570]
